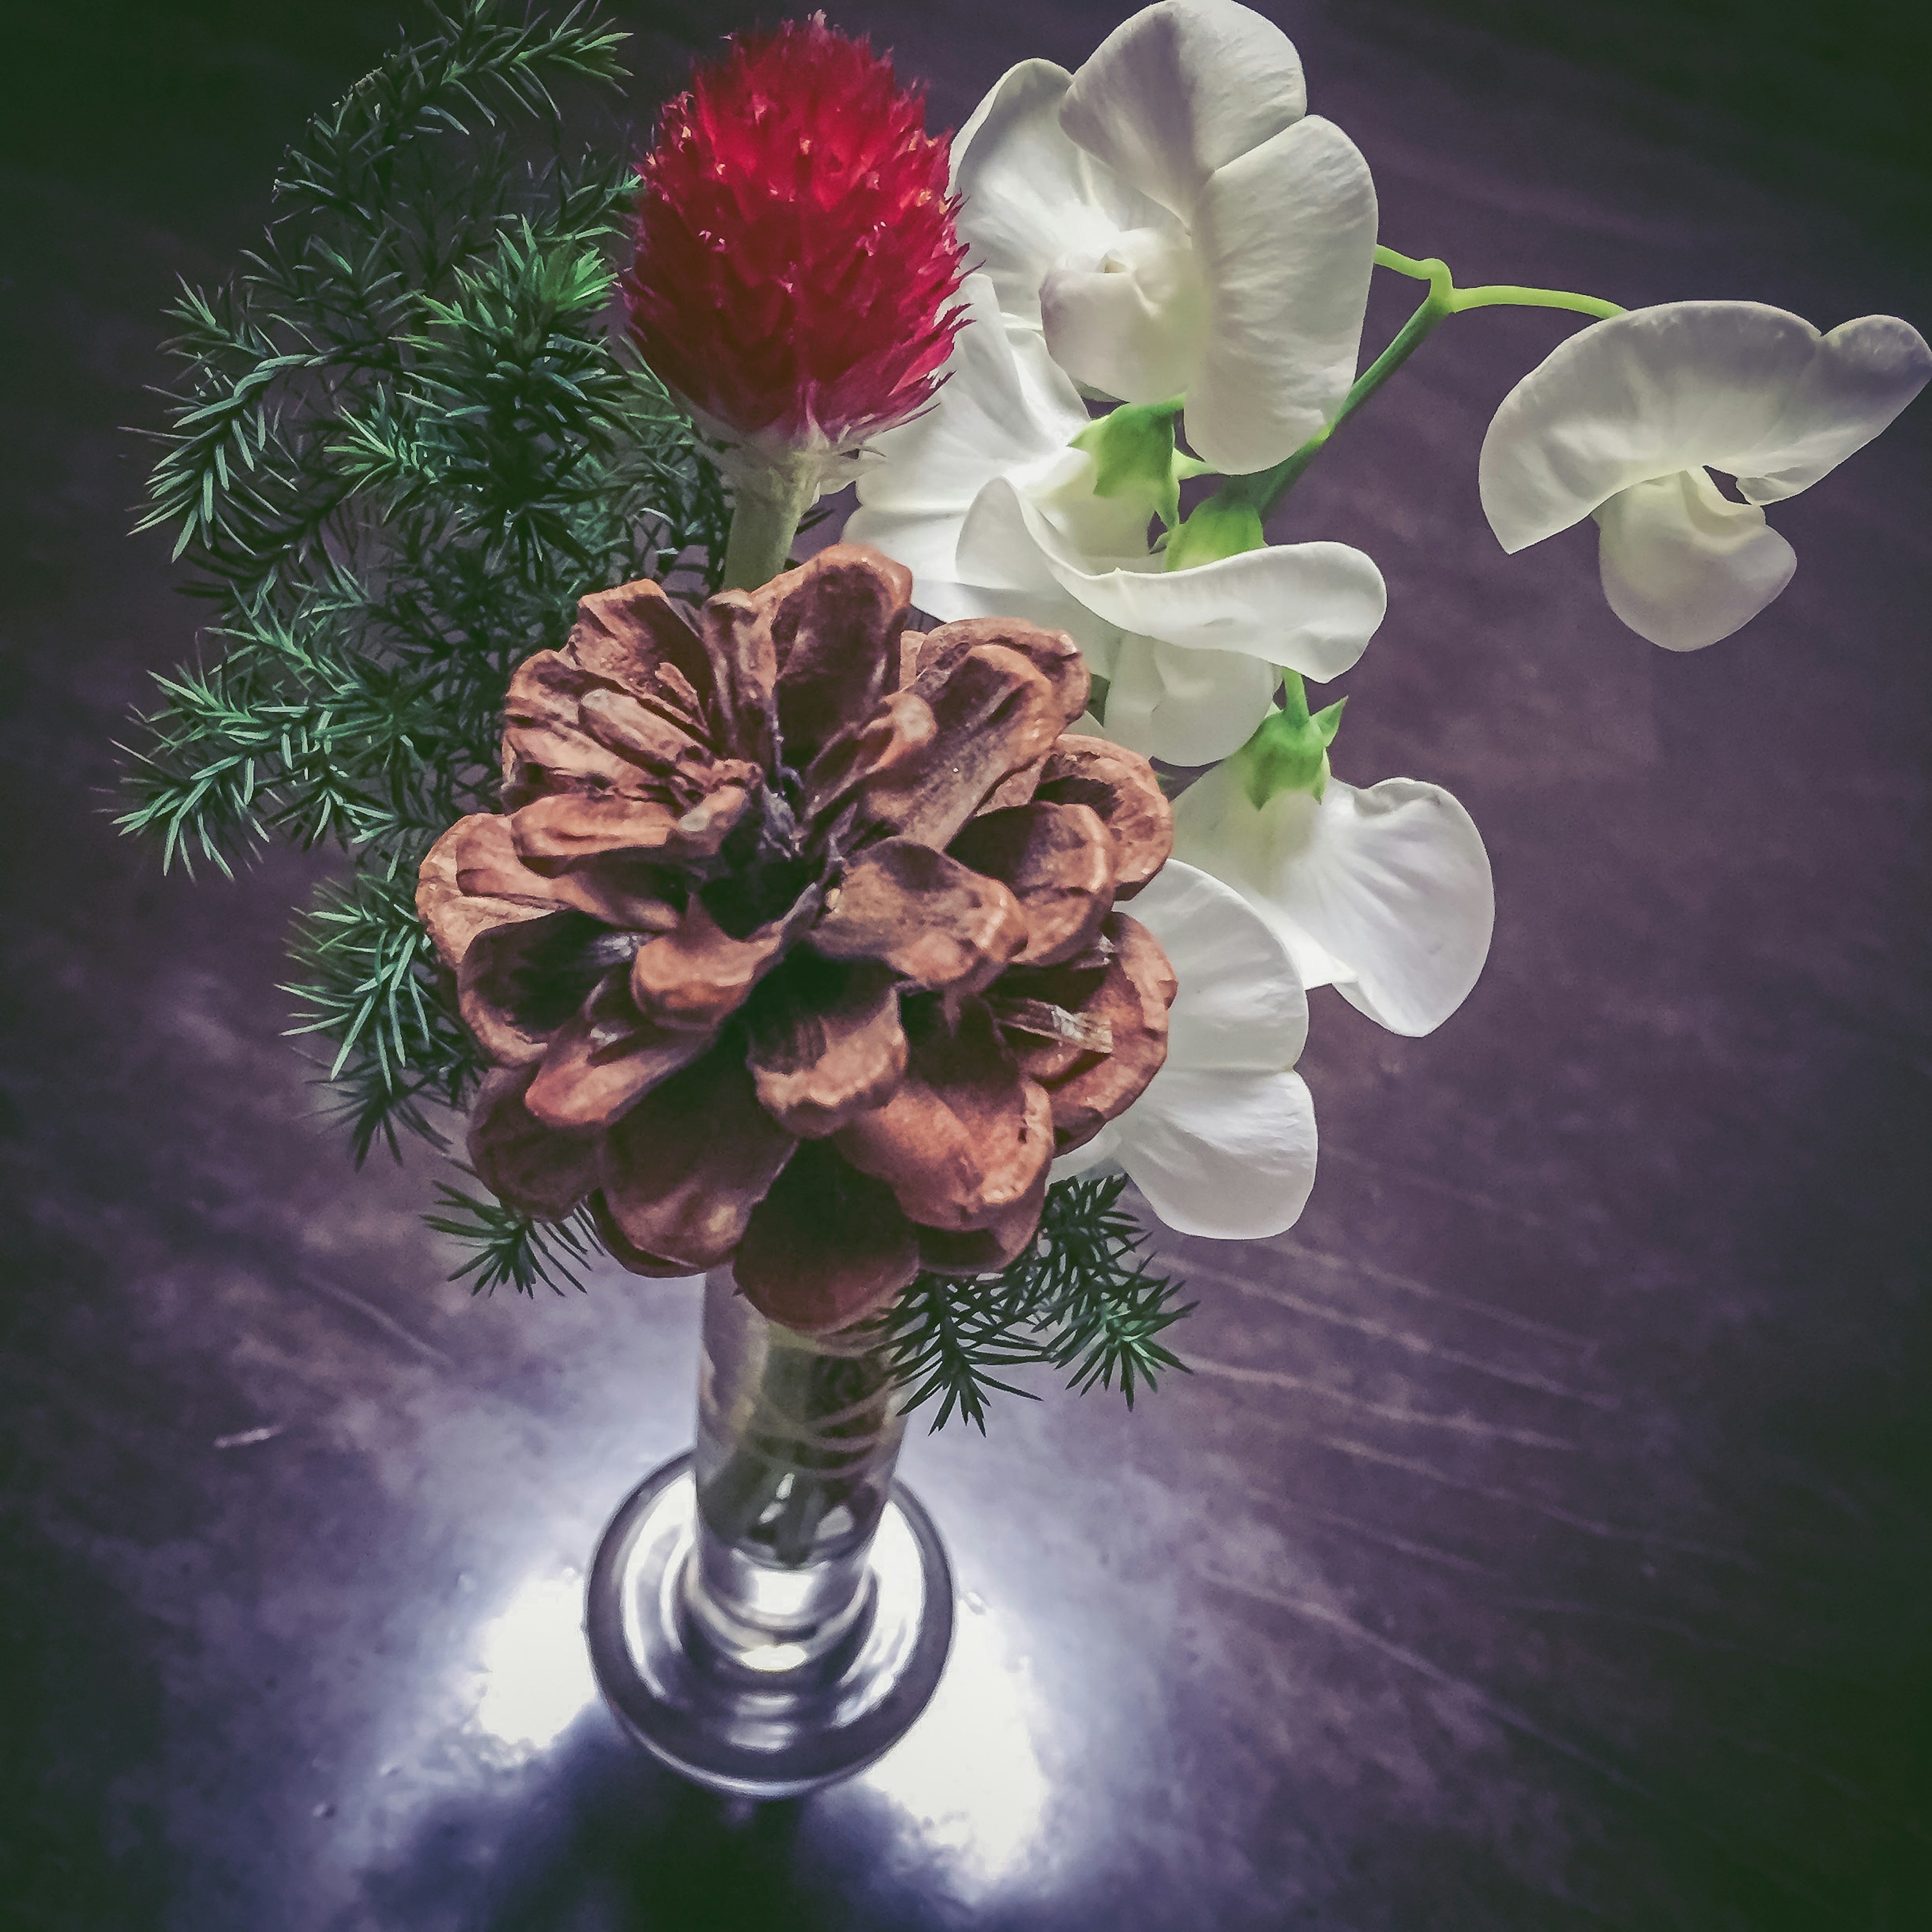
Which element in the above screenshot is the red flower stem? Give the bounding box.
[720,453,821,591]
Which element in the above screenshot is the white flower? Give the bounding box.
[846,275,1388,765]
[1053,861,1318,1239]
[1171,759,1493,1037]
[951,0,1379,474]
[1480,301,1931,651]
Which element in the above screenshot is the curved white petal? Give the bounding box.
[1003,445,1166,564]
[952,60,1166,330]
[1098,634,1164,757]
[1059,0,1306,217]
[1173,764,1494,1037]
[1040,225,1209,404]
[1117,1066,1318,1238]
[838,506,971,592]
[1015,487,1387,678]
[1102,634,1278,765]
[847,277,1093,616]
[1480,302,1932,552]
[1123,860,1308,1072]
[1593,468,1798,651]
[1186,116,1379,473]
[851,276,1086,520]
[1731,313,1931,502]
[945,474,1121,652]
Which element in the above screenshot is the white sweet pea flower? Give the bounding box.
[1481,301,1931,651]
[847,276,1388,765]
[1053,862,1318,1239]
[1171,758,1493,1037]
[952,0,1378,474]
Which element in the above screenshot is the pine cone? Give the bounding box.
[418,545,1175,1332]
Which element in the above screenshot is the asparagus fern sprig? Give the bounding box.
[121,0,728,1171]
[869,1176,1194,1431]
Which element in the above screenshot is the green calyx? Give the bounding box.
[1232,674,1347,807]
[1163,492,1266,573]
[1073,400,1205,530]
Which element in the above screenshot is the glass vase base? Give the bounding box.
[586,1453,954,1799]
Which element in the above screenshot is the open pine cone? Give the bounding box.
[417,544,1176,1332]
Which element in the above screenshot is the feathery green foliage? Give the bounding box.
[121,0,1192,1424]
[870,1176,1193,1431]
[121,0,728,1176]
[425,1180,603,1295]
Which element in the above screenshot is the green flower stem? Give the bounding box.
[718,451,821,591]
[1373,244,1626,320]
[1206,245,1626,522]
[696,1324,899,1568]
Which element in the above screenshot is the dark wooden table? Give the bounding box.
[3,3,1927,1925]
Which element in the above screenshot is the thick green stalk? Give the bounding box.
[719,452,820,591]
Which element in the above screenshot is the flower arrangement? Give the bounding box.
[122,0,1928,1433]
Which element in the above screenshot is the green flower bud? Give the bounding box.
[1072,401,1205,530]
[1164,493,1266,572]
[1231,679,1347,806]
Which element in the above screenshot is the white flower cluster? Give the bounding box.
[846,0,1928,1242]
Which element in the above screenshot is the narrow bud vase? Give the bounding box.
[586,1269,953,1797]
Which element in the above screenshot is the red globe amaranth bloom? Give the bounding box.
[626,15,967,453]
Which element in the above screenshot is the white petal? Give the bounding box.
[1117,1066,1318,1239]
[1186,116,1379,473]
[1480,302,1932,552]
[1049,1122,1122,1185]
[850,277,1085,520]
[1015,488,1387,678]
[1099,634,1278,764]
[837,506,970,592]
[1040,225,1208,404]
[847,278,1091,612]
[1097,634,1163,757]
[1060,0,1306,217]
[947,475,1123,653]
[1593,468,1798,651]
[1732,313,1931,503]
[1173,764,1494,1037]
[952,60,1166,330]
[1008,445,1165,562]
[1123,860,1308,1072]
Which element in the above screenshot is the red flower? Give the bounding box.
[626,14,967,453]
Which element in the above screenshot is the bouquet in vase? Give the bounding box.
[122,0,1927,1791]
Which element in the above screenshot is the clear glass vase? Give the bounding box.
[585,1268,953,1797]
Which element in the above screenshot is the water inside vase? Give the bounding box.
[684,1269,909,1668]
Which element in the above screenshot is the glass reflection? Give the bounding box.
[861,1599,1049,1894]
[472,1572,597,1754]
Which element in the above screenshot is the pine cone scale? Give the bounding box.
[946,800,1116,969]
[598,1042,798,1270]
[733,1140,921,1332]
[746,959,910,1140]
[834,998,1056,1233]
[809,840,1027,994]
[525,977,712,1133]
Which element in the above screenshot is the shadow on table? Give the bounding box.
[343,1714,891,1932]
